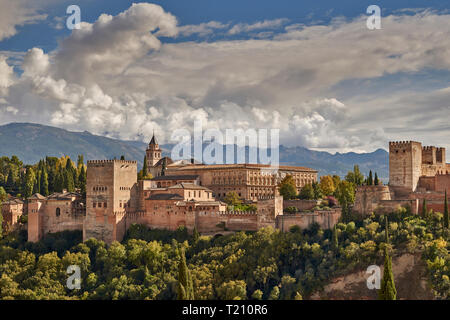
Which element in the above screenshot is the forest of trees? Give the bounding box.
[0,207,448,300]
[0,155,87,199]
[0,158,448,300]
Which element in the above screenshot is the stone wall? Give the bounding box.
[276,209,341,232]
[283,199,317,211]
[389,141,422,192]
[353,185,391,216]
[83,160,137,244]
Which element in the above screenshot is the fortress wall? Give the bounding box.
[195,211,258,233]
[353,185,391,215]
[276,209,341,232]
[283,199,317,211]
[374,199,419,215]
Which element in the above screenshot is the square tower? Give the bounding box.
[83,160,137,244]
[389,141,422,192]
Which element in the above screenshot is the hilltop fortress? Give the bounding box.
[354,141,450,215]
[2,134,343,244]
[5,137,446,244]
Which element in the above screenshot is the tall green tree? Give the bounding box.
[367,170,373,185]
[177,248,194,300]
[24,167,36,198]
[422,199,428,217]
[332,224,339,251]
[278,175,297,200]
[78,166,86,196]
[335,181,355,222]
[444,190,449,229]
[299,183,314,200]
[312,181,323,200]
[385,215,389,244]
[142,156,148,177]
[40,167,49,196]
[374,172,380,185]
[345,165,364,186]
[378,248,397,300]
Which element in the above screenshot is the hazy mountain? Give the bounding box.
[0,123,388,179]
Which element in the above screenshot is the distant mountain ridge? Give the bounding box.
[0,123,389,180]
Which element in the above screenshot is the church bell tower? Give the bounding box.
[146,132,162,167]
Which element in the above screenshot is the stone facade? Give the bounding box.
[28,192,85,242]
[355,140,449,216]
[1,198,24,233]
[2,135,331,244]
[165,164,317,201]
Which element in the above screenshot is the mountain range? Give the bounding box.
[0,123,389,180]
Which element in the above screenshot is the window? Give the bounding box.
[93,202,96,208]
[98,202,102,208]
[56,208,61,217]
[104,202,107,208]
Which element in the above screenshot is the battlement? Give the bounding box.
[389,141,422,150]
[87,160,137,165]
[198,210,257,216]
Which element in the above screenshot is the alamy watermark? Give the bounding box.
[366,265,381,289]
[66,5,81,30]
[366,5,381,30]
[66,265,81,290]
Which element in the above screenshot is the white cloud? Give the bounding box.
[0,0,47,41]
[178,21,229,37]
[0,56,15,96]
[2,6,450,155]
[228,18,289,35]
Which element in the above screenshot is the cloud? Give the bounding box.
[0,0,47,41]
[228,18,289,35]
[178,21,229,37]
[2,6,450,155]
[0,56,15,96]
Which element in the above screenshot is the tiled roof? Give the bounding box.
[167,163,317,172]
[28,193,46,200]
[151,175,199,181]
[168,183,212,191]
[154,157,173,167]
[47,192,81,200]
[147,193,184,200]
[2,198,24,205]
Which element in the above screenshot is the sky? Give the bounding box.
[0,0,449,156]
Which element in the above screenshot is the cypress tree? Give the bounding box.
[24,167,35,198]
[422,199,428,217]
[192,227,200,244]
[5,168,15,194]
[444,189,449,229]
[368,170,373,185]
[385,215,389,244]
[374,172,379,185]
[378,248,397,300]
[332,224,339,251]
[177,248,194,300]
[65,169,75,192]
[78,166,86,196]
[40,167,49,196]
[142,156,148,178]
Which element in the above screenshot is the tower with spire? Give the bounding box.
[146,131,162,167]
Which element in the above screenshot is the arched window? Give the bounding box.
[56,208,61,217]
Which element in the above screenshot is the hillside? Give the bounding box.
[0,122,389,179]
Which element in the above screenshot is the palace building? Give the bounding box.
[3,133,335,244]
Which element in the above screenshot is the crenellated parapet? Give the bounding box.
[198,210,257,216]
[87,160,137,165]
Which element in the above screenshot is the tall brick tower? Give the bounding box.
[146,132,162,168]
[389,141,422,192]
[83,160,137,244]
